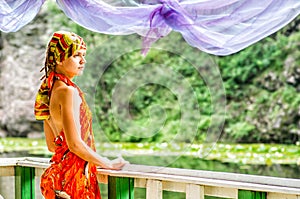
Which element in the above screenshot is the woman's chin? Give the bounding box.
[77,71,84,76]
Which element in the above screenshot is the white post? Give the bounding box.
[186,184,204,199]
[146,179,162,199]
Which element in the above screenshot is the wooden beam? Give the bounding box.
[267,193,300,199]
[205,186,238,198]
[0,166,14,176]
[135,178,147,188]
[162,181,185,192]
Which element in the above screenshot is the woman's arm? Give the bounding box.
[58,86,125,170]
[43,120,56,153]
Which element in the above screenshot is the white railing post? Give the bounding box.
[186,184,204,199]
[146,179,162,199]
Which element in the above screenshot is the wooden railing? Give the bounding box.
[0,157,300,199]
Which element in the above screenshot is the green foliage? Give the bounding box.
[216,22,300,143]
[217,35,289,100]
[226,122,256,140]
[90,42,212,143]
[44,4,300,144]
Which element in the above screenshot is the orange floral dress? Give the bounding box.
[40,74,101,199]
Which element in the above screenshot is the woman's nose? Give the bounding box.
[81,56,86,64]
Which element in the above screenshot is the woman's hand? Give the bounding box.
[98,156,129,170]
[110,156,129,170]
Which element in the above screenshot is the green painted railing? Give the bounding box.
[15,166,35,199]
[0,157,299,199]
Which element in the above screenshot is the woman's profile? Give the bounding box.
[34,31,127,199]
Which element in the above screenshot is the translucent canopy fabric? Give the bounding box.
[0,0,46,32]
[1,0,300,55]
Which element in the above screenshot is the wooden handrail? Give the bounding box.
[0,157,299,199]
[98,163,300,192]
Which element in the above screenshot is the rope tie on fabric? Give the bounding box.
[159,0,194,30]
[142,0,194,54]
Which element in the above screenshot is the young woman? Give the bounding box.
[34,31,127,199]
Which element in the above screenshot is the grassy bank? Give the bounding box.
[0,138,299,165]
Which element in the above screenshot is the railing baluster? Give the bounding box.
[238,190,266,199]
[108,176,134,199]
[186,184,204,199]
[15,166,35,199]
[146,179,162,199]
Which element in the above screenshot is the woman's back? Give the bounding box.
[49,80,82,138]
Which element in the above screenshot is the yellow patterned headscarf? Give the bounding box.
[34,31,86,120]
[44,31,86,78]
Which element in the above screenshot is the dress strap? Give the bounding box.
[48,72,75,91]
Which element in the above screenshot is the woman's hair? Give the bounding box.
[40,31,86,79]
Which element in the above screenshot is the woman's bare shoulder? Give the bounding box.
[52,81,76,103]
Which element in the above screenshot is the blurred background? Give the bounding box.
[0,0,299,192]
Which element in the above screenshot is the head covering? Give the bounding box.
[44,31,86,78]
[34,31,86,120]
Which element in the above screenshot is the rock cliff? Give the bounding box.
[0,7,54,137]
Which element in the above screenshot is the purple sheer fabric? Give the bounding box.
[1,0,299,55]
[0,0,46,32]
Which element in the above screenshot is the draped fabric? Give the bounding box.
[1,0,300,55]
[0,0,46,32]
[40,74,100,199]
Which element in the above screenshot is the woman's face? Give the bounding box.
[56,49,86,79]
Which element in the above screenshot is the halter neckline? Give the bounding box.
[47,72,75,90]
